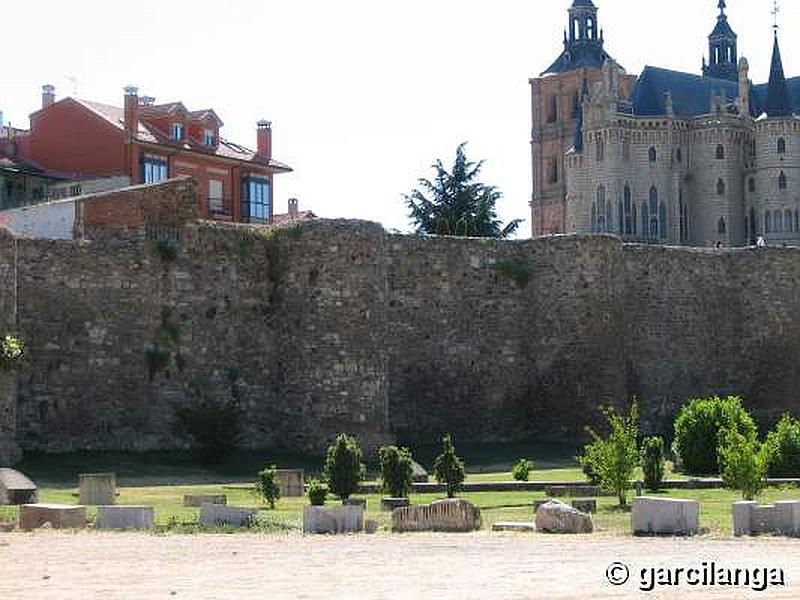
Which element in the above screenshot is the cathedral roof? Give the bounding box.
[631,67,739,117]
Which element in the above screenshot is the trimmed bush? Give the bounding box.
[378,445,414,498]
[307,479,328,506]
[578,442,603,485]
[762,414,800,478]
[512,458,534,482]
[253,465,281,509]
[323,434,366,501]
[433,434,466,498]
[720,428,767,500]
[640,436,665,491]
[672,396,758,475]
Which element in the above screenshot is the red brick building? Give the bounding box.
[14,85,292,223]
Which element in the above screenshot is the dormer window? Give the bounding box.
[172,123,184,141]
[204,129,216,146]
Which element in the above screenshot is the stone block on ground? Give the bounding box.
[392,499,481,533]
[492,521,536,533]
[632,497,699,536]
[571,499,597,514]
[535,500,593,534]
[0,522,13,532]
[381,497,410,512]
[733,501,757,537]
[276,470,305,497]
[774,501,800,536]
[343,498,367,509]
[95,506,155,530]
[20,504,86,530]
[79,473,116,505]
[545,485,606,498]
[199,504,258,527]
[533,499,553,512]
[364,519,378,534]
[0,468,37,505]
[184,494,227,508]
[303,505,364,534]
[411,461,429,483]
[751,504,777,535]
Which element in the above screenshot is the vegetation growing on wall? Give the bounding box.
[493,259,532,289]
[0,335,24,372]
[261,226,301,317]
[145,308,182,381]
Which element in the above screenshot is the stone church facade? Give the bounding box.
[532,0,800,247]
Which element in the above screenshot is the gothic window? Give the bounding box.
[749,207,757,245]
[632,204,638,236]
[595,185,607,232]
[641,202,649,237]
[591,204,597,233]
[618,201,624,234]
[717,179,726,195]
[748,178,756,193]
[623,184,633,235]
[775,210,783,233]
[795,211,799,233]
[785,210,793,232]
[572,91,580,118]
[679,188,689,244]
[548,157,559,184]
[596,138,605,162]
[765,211,772,234]
[716,144,725,160]
[649,186,659,239]
[659,202,667,239]
[648,147,657,163]
[676,148,682,163]
[779,171,787,191]
[623,139,631,161]
[718,217,727,235]
[547,95,558,123]
[778,138,786,154]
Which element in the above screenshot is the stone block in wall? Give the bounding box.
[392,499,481,533]
[20,504,86,530]
[79,473,116,505]
[0,468,37,505]
[632,497,699,536]
[95,506,155,530]
[303,505,364,534]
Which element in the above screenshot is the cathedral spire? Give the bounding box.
[703,0,738,81]
[765,31,792,117]
[541,1,612,75]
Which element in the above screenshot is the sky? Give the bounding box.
[2,1,798,237]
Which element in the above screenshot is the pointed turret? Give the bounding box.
[703,0,738,81]
[765,32,792,117]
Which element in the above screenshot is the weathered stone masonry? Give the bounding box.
[2,213,800,462]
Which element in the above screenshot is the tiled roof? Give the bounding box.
[0,156,67,179]
[272,210,317,225]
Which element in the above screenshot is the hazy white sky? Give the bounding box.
[2,1,798,236]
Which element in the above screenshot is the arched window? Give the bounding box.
[785,210,793,233]
[632,204,637,236]
[778,138,786,154]
[547,94,558,123]
[716,144,725,160]
[679,187,689,244]
[676,148,682,163]
[591,204,597,233]
[618,201,624,234]
[659,202,667,239]
[641,202,649,237]
[596,138,605,162]
[718,217,727,235]
[648,186,659,239]
[623,185,633,235]
[749,207,757,245]
[765,211,772,234]
[779,171,787,191]
[775,210,783,233]
[595,185,606,232]
[717,179,726,195]
[748,178,756,193]
[796,211,799,234]
[648,147,657,163]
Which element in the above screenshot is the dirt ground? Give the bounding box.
[1,532,799,599]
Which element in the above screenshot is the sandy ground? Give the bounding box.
[1,532,799,599]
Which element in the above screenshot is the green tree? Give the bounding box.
[719,428,767,500]
[584,401,640,507]
[379,445,414,498]
[253,464,281,509]
[762,414,800,478]
[323,434,366,501]
[640,436,665,491]
[433,434,466,498]
[512,458,534,482]
[405,143,522,238]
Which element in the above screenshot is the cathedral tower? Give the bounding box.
[703,1,738,81]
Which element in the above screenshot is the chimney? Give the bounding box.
[124,85,139,138]
[42,84,56,109]
[288,197,299,218]
[257,120,272,160]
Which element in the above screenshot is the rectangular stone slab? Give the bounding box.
[95,506,155,530]
[184,494,227,508]
[20,504,86,530]
[751,504,777,535]
[0,468,38,505]
[492,521,536,532]
[79,473,116,505]
[733,501,757,536]
[774,501,800,536]
[632,497,699,535]
[276,470,305,497]
[199,504,258,527]
[303,505,364,534]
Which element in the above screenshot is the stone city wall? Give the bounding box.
[1,211,800,460]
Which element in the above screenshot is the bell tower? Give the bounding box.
[703,1,738,81]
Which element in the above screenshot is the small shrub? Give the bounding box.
[577,442,603,485]
[641,436,665,491]
[172,397,243,465]
[323,434,366,501]
[307,479,329,506]
[762,414,800,478]
[0,335,24,372]
[584,400,640,507]
[512,458,534,482]
[433,434,466,498]
[673,396,758,475]
[253,464,281,509]
[379,445,414,498]
[719,428,767,500]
